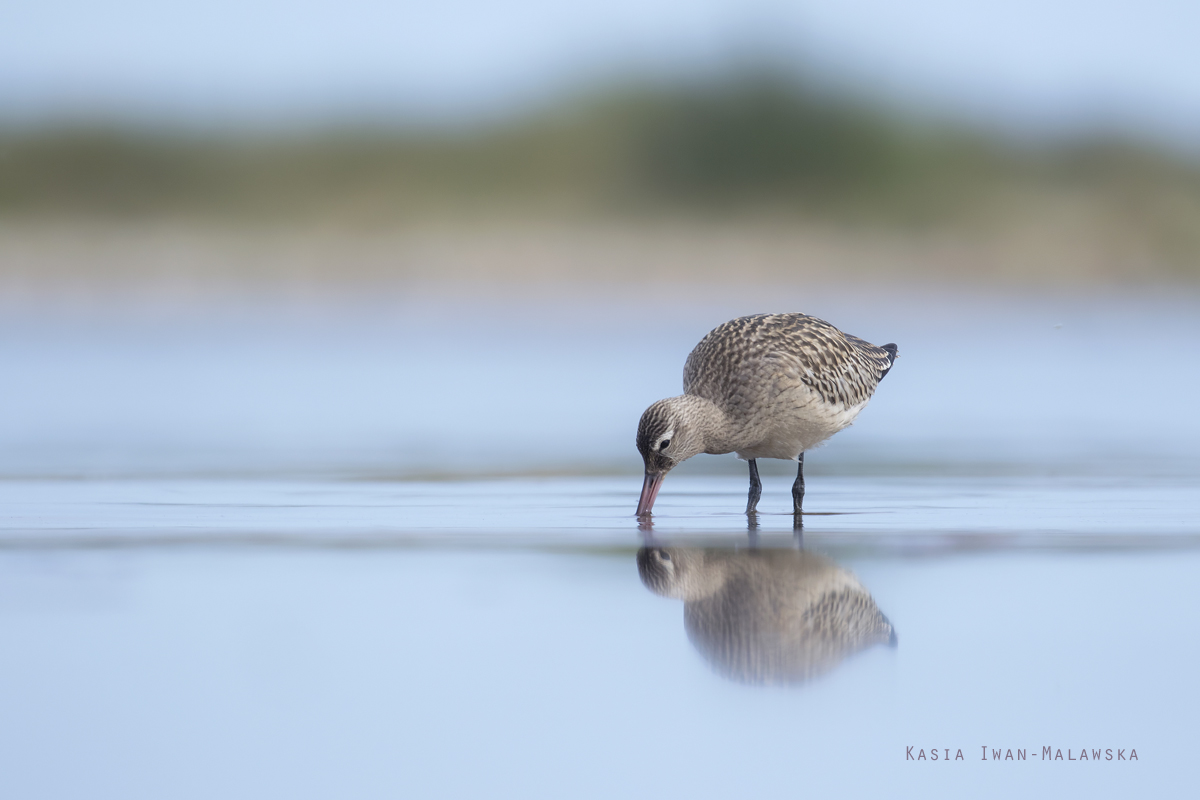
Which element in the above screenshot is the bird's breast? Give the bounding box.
[730,384,869,460]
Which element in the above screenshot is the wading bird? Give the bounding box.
[635,313,897,521]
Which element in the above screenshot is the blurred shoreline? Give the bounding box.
[3,76,1199,296]
[4,219,1200,308]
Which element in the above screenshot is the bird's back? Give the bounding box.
[682,313,896,458]
[684,313,893,407]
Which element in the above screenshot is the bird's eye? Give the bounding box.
[656,550,671,561]
[659,439,671,450]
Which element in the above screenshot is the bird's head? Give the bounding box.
[636,547,728,601]
[635,396,709,516]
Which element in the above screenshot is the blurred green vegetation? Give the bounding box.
[2,73,1199,272]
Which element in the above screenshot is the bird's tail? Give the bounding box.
[879,343,899,379]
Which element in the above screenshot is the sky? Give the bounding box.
[2,0,1199,145]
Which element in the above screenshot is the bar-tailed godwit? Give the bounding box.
[635,313,897,520]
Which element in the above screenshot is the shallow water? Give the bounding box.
[1,291,1198,798]
[2,472,1197,799]
[3,290,1199,478]
[3,473,1199,547]
[0,516,1195,798]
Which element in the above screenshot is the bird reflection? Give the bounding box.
[637,546,896,685]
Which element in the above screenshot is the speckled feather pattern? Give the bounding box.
[684,313,893,410]
[679,313,896,459]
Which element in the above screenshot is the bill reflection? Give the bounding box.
[637,546,896,685]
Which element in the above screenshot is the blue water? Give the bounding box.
[0,540,1192,799]
[2,290,1197,479]
[0,290,1197,798]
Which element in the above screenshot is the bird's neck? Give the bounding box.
[677,394,739,456]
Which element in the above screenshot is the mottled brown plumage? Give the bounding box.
[637,546,896,685]
[685,314,895,410]
[636,313,897,517]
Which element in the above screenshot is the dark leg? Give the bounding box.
[746,458,762,515]
[792,452,805,516]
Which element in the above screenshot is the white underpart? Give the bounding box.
[733,384,870,461]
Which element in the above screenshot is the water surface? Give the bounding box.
[1,291,1197,798]
[0,515,1193,799]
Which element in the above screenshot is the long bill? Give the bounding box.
[636,471,666,516]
